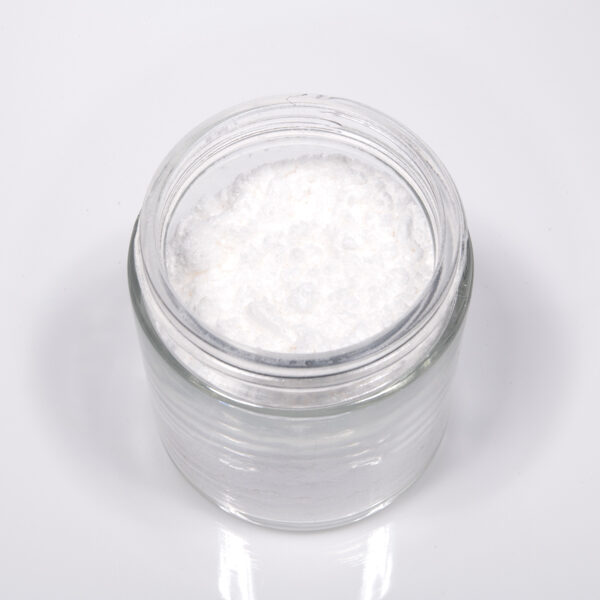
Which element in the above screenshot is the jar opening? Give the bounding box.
[136,94,469,378]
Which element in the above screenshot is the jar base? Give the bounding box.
[160,429,445,531]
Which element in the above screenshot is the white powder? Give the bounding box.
[166,154,434,354]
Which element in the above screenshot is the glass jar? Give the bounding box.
[128,94,473,530]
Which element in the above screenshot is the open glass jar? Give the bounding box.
[128,94,473,530]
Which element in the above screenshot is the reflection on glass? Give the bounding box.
[218,529,255,600]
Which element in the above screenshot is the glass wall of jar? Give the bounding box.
[128,95,473,530]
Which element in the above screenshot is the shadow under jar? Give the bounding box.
[128,94,473,530]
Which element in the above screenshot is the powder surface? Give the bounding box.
[166,155,434,354]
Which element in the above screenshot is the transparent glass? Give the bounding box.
[128,94,473,530]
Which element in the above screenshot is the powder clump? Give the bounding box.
[167,154,434,353]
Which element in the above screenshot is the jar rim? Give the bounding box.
[136,94,470,378]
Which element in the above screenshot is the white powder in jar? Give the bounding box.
[166,154,434,354]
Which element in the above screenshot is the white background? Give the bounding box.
[2,1,599,598]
